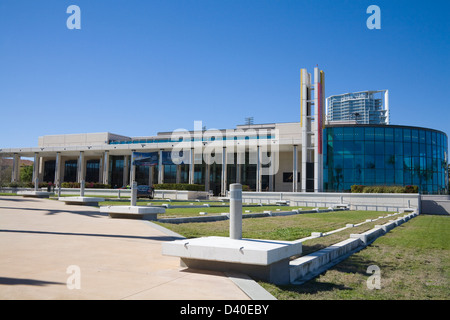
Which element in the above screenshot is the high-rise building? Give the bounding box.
[326,90,389,125]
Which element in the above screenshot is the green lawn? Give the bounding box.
[260,215,450,300]
[156,210,396,240]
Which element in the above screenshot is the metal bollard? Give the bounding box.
[80,180,85,197]
[229,183,243,240]
[131,181,137,206]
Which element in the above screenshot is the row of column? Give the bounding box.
[9,146,302,195]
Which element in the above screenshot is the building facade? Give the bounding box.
[326,90,389,125]
[323,124,448,195]
[1,68,448,195]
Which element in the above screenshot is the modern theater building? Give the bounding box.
[1,67,448,195]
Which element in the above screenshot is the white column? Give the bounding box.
[229,183,242,240]
[54,152,61,186]
[11,153,20,182]
[32,152,39,183]
[103,151,109,185]
[256,145,261,192]
[385,90,390,124]
[158,150,164,184]
[293,145,298,192]
[130,152,136,184]
[188,148,194,184]
[123,155,129,187]
[301,69,308,192]
[221,147,227,196]
[314,67,319,193]
[77,151,85,183]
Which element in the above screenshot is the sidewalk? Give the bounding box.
[0,196,253,300]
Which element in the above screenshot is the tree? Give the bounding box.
[20,165,33,182]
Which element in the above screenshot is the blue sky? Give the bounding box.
[0,0,449,149]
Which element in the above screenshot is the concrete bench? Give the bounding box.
[162,236,302,285]
[58,196,105,206]
[17,191,53,198]
[100,205,165,220]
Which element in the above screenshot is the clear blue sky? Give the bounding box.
[1,0,449,149]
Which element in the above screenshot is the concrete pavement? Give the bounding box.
[0,196,262,300]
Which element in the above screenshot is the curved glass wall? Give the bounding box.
[323,125,448,194]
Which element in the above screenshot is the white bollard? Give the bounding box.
[131,181,137,206]
[229,183,243,240]
[80,180,85,197]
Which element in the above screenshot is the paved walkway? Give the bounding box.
[0,196,253,300]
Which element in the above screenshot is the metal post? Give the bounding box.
[80,180,85,197]
[229,183,243,240]
[131,181,137,206]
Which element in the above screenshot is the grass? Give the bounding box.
[259,215,450,300]
[155,210,395,240]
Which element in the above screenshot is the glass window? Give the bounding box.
[374,127,384,141]
[403,129,411,142]
[354,155,364,169]
[343,127,354,140]
[354,127,364,140]
[334,140,344,155]
[411,130,419,144]
[343,154,354,168]
[385,155,395,169]
[375,155,385,169]
[343,168,353,182]
[365,169,375,183]
[376,169,385,184]
[395,155,403,170]
[375,141,384,154]
[385,141,394,154]
[395,142,403,155]
[64,160,77,183]
[404,142,412,156]
[353,141,364,154]
[412,142,419,156]
[365,141,375,154]
[419,130,426,144]
[334,127,344,140]
[404,170,412,185]
[395,128,403,142]
[365,155,375,169]
[365,127,375,140]
[395,170,403,184]
[385,127,394,140]
[385,169,395,184]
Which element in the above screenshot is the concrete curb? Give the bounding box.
[289,211,419,284]
[157,208,348,224]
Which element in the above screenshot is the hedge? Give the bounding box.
[351,185,419,193]
[60,182,111,189]
[153,183,205,191]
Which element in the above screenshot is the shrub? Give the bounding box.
[351,185,419,194]
[153,183,205,191]
[351,185,365,193]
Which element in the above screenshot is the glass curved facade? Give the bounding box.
[323,125,448,194]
